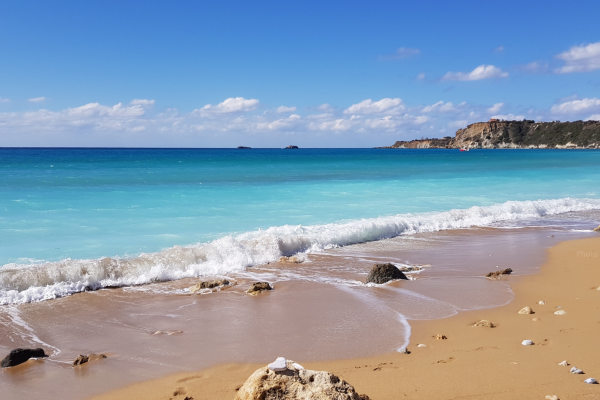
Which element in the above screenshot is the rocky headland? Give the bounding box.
[382,120,600,149]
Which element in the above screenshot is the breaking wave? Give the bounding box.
[1,197,599,305]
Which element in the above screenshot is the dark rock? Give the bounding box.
[285,145,299,149]
[237,146,251,149]
[366,263,408,284]
[485,268,513,279]
[189,279,232,293]
[1,348,48,368]
[246,282,273,295]
[73,353,107,366]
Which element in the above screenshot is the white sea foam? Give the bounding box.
[1,197,599,304]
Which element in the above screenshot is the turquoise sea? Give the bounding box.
[1,148,600,303]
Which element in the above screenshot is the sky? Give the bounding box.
[1,0,600,148]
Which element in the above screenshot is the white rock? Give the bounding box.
[538,301,546,305]
[292,363,304,370]
[558,360,568,366]
[570,366,584,374]
[584,378,598,384]
[545,396,559,400]
[417,344,427,348]
[268,357,288,372]
[518,306,534,314]
[554,310,567,315]
[521,340,534,346]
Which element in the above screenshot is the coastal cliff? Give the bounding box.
[383,120,600,149]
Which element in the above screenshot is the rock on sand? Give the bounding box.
[518,306,534,314]
[246,282,273,296]
[365,263,408,284]
[1,348,48,368]
[235,358,370,400]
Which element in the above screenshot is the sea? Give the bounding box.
[1,148,600,399]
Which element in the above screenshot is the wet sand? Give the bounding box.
[91,236,600,400]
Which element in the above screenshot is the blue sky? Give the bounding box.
[1,0,600,147]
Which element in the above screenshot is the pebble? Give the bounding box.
[584,378,598,384]
[522,340,534,346]
[292,363,304,370]
[554,310,567,315]
[531,318,540,321]
[417,344,426,348]
[268,357,288,372]
[570,366,584,374]
[398,347,410,354]
[435,334,447,340]
[545,396,559,400]
[558,360,568,366]
[518,306,534,314]
[538,301,546,305]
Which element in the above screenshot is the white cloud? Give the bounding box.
[276,106,297,113]
[494,46,504,52]
[416,72,426,80]
[130,99,155,106]
[344,98,405,115]
[586,114,600,121]
[448,120,468,129]
[0,97,10,103]
[197,97,259,115]
[422,101,456,113]
[491,114,525,120]
[487,103,504,114]
[555,41,600,73]
[551,98,600,115]
[382,47,420,59]
[520,61,549,74]
[29,97,46,103]
[442,65,508,81]
[66,102,145,118]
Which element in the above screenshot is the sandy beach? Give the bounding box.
[91,236,600,400]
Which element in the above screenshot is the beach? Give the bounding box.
[91,236,600,400]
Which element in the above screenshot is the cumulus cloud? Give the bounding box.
[555,41,600,73]
[487,103,504,114]
[130,99,155,106]
[276,106,297,113]
[381,47,420,60]
[586,114,600,121]
[29,97,46,103]
[551,98,600,115]
[441,65,508,81]
[197,97,259,115]
[344,98,405,115]
[422,101,456,113]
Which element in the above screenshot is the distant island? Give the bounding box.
[237,146,251,149]
[380,119,600,149]
[285,145,299,149]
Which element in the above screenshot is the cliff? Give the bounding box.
[382,120,600,149]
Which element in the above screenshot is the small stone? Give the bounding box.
[268,357,287,372]
[485,268,513,279]
[593,224,600,232]
[417,344,426,348]
[398,347,410,354]
[246,282,273,296]
[554,310,567,315]
[531,318,540,321]
[521,340,534,346]
[279,256,304,263]
[518,306,534,315]
[435,334,447,340]
[570,366,584,374]
[545,396,559,400]
[189,279,231,293]
[292,363,304,370]
[558,360,568,366]
[538,301,546,305]
[473,320,495,328]
[584,378,598,384]
[73,355,89,366]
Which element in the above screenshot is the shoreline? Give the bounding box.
[91,236,600,400]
